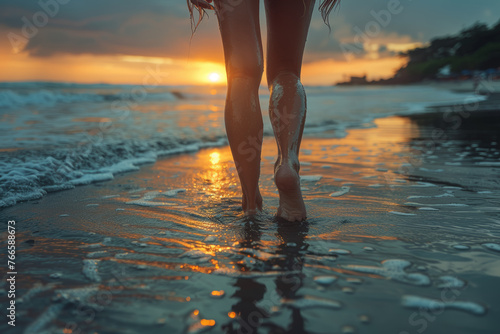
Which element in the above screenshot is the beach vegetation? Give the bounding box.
[395,20,500,82]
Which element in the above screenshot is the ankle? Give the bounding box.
[275,154,300,173]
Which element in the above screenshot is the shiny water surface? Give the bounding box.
[1,114,500,334]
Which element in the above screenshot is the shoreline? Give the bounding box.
[1,97,500,333]
[1,84,498,211]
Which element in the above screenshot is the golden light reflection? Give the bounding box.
[210,152,221,165]
[211,290,225,297]
[192,149,238,200]
[200,319,216,326]
[228,312,237,318]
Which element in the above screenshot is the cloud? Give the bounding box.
[0,0,498,64]
[1,0,222,61]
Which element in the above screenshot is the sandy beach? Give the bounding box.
[1,90,500,334]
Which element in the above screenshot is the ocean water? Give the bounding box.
[1,82,500,334]
[0,81,485,208]
[2,118,500,334]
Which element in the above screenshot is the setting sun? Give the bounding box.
[208,72,221,83]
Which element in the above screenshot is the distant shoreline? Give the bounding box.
[336,79,500,95]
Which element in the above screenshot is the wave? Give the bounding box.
[0,82,488,209]
[0,136,227,208]
[0,90,107,108]
[0,88,185,109]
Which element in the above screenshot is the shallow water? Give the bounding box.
[1,113,500,334]
[0,82,485,208]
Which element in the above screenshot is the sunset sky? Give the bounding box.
[1,0,499,85]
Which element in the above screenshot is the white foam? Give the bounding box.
[408,192,454,199]
[281,295,341,310]
[437,276,466,289]
[240,248,285,261]
[0,89,104,109]
[82,259,101,282]
[180,249,212,259]
[402,295,486,315]
[0,139,226,209]
[344,259,430,286]
[419,168,444,172]
[453,244,470,250]
[98,160,141,174]
[301,175,323,182]
[70,173,114,185]
[314,275,338,286]
[411,182,437,187]
[390,211,417,216]
[405,202,468,207]
[164,188,186,197]
[87,251,108,258]
[482,243,500,252]
[2,84,488,211]
[126,191,177,207]
[54,285,100,304]
[330,186,350,197]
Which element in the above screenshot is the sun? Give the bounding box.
[208,72,221,83]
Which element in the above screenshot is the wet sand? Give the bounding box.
[1,97,500,334]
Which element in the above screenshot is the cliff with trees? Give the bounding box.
[338,20,500,85]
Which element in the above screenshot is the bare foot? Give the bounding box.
[274,161,306,222]
[242,189,263,216]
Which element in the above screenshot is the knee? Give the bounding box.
[227,60,263,85]
[268,71,302,90]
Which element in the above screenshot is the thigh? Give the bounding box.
[264,0,316,82]
[215,0,263,78]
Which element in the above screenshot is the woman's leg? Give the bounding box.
[215,0,263,214]
[264,0,315,221]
